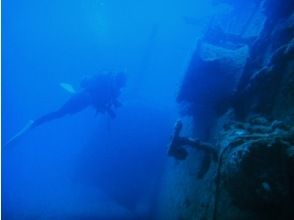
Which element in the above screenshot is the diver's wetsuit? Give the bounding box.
[5,72,126,146]
[32,91,92,128]
[31,73,125,128]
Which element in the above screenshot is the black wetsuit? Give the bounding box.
[32,73,123,128]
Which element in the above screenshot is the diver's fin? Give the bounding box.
[5,120,34,147]
[60,83,76,94]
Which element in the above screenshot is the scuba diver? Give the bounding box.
[6,71,127,146]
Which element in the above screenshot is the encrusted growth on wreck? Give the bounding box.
[213,116,294,219]
[158,0,294,219]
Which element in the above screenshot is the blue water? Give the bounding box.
[3,0,214,219]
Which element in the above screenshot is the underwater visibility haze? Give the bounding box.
[2,0,294,219]
[3,0,210,219]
